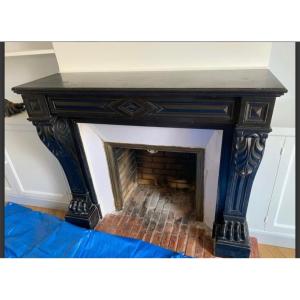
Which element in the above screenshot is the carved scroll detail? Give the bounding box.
[233,131,267,176]
[224,129,269,217]
[33,117,85,192]
[34,117,76,158]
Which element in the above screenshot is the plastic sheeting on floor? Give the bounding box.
[5,202,189,258]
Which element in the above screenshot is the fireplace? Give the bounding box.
[13,69,287,257]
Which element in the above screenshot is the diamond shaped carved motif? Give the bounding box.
[108,99,162,117]
[245,102,269,123]
[118,101,144,116]
[250,106,263,118]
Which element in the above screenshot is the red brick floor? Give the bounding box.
[95,185,259,258]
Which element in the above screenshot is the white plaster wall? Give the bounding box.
[78,123,222,229]
[5,53,58,102]
[269,42,295,128]
[53,42,272,72]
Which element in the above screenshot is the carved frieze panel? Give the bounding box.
[48,96,236,123]
[153,100,234,120]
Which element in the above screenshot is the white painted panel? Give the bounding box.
[5,177,11,190]
[247,136,285,230]
[248,131,295,248]
[86,124,215,148]
[203,131,222,229]
[78,124,116,216]
[53,42,271,72]
[275,156,295,226]
[5,128,70,202]
[4,158,12,190]
[4,150,21,195]
[266,137,295,233]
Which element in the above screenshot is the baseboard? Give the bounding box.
[250,229,295,249]
[5,193,69,211]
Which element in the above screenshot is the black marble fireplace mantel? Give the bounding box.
[13,69,287,258]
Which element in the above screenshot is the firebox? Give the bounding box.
[104,144,204,220]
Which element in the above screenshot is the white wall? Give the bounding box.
[5,53,58,102]
[269,42,295,128]
[53,42,272,72]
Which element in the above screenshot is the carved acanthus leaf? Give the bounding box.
[233,131,267,176]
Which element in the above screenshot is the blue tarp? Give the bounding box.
[5,202,189,258]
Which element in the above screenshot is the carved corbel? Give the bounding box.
[215,128,269,257]
[32,116,100,228]
[225,129,268,216]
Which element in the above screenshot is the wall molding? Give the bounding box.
[250,229,295,249]
[5,192,69,211]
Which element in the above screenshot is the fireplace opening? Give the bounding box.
[105,143,204,222]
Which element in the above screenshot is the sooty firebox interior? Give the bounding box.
[105,144,204,221]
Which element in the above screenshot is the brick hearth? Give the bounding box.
[95,185,259,258]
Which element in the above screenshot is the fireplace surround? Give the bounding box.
[13,69,287,258]
[77,123,221,231]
